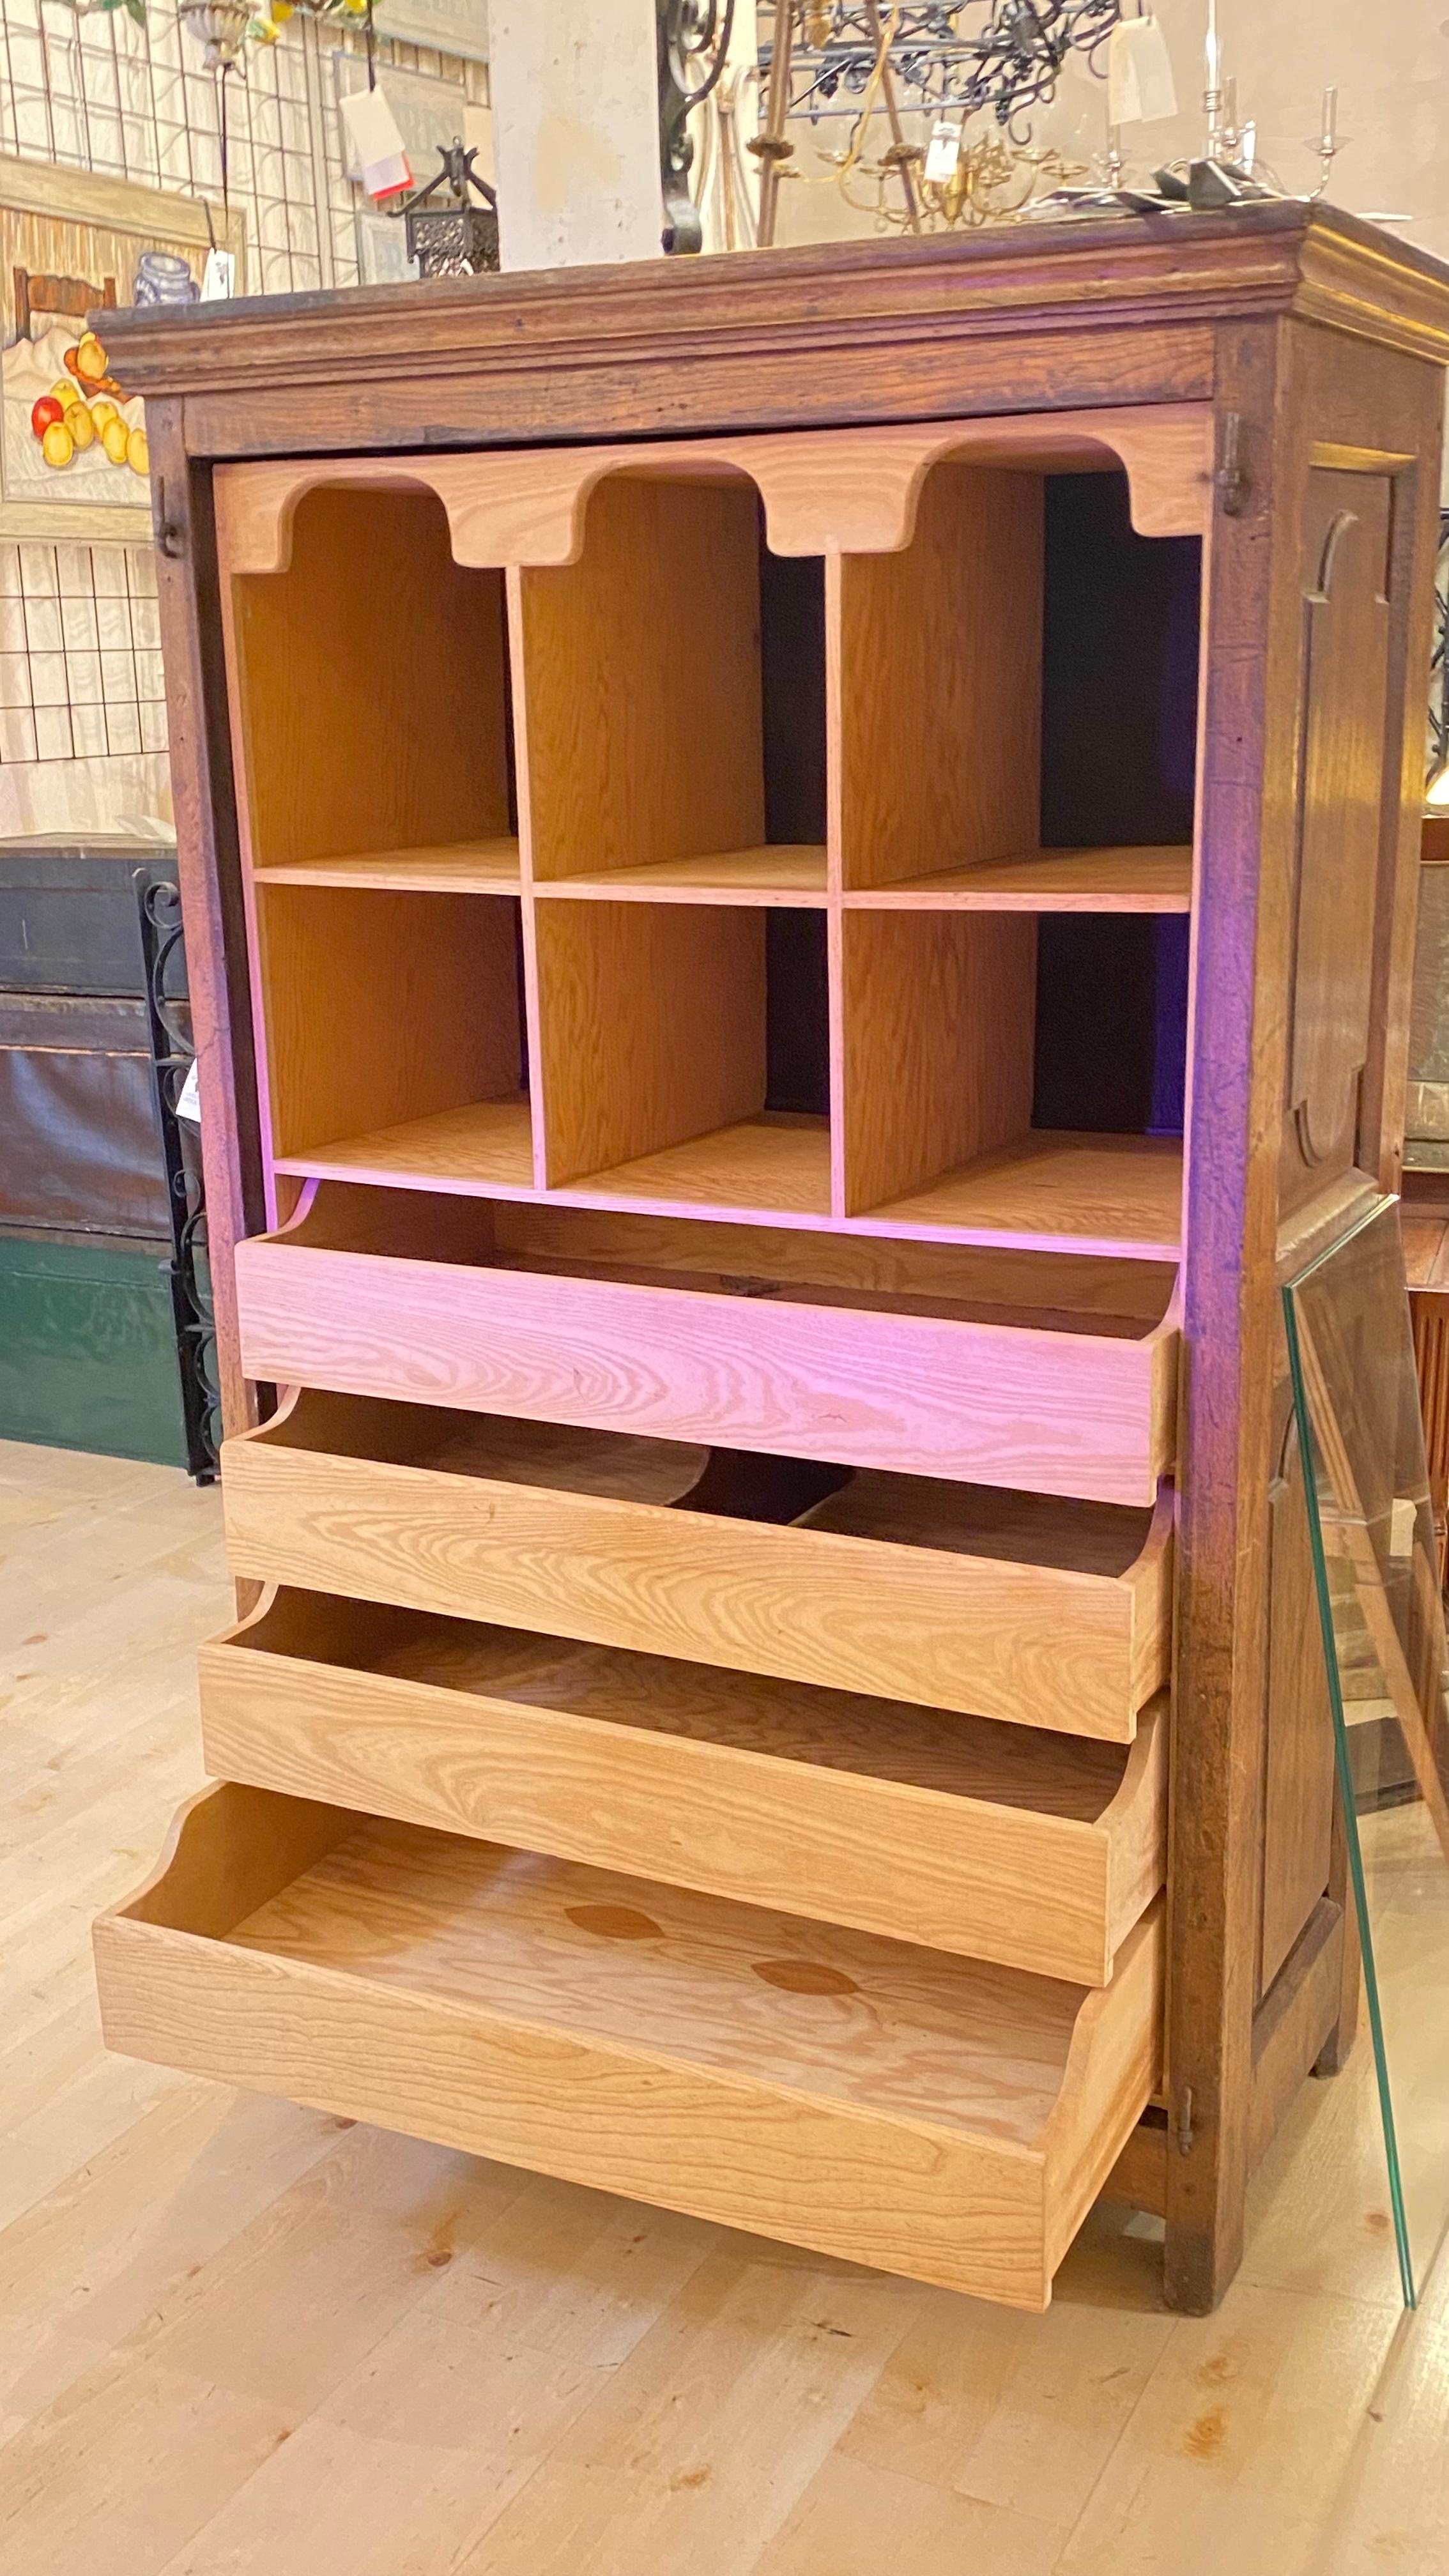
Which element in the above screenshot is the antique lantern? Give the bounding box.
[397,144,500,278]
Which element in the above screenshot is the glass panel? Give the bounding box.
[1284,1199,1449,2306]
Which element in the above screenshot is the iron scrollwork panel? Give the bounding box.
[134,869,220,1484]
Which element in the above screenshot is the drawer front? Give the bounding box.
[222,1430,1170,1737]
[234,1238,1177,1506]
[199,1607,1168,1982]
[95,1786,1165,2312]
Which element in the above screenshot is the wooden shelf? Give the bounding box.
[234,1193,1178,1505]
[202,1589,1167,1982]
[843,845,1192,912]
[868,1133,1183,1260]
[95,1784,1163,2309]
[273,1096,534,1194]
[574,1112,833,1220]
[535,845,827,904]
[224,1389,1173,1733]
[253,838,521,893]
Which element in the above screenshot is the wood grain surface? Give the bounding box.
[233,1233,1176,1503]
[252,838,521,893]
[838,466,1042,893]
[870,1133,1184,1260]
[531,902,765,1186]
[108,207,1449,451]
[579,1114,833,1220]
[515,477,764,882]
[843,845,1193,910]
[489,1196,1179,1319]
[837,910,1038,1215]
[201,1591,1167,1981]
[226,486,512,871]
[95,1789,1164,2308]
[221,1392,1172,1732]
[272,1096,535,1193]
[534,846,828,903]
[255,888,525,1165]
[18,1442,1449,2575]
[209,408,1210,578]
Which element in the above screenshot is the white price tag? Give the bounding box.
[339,84,413,203]
[176,1057,201,1128]
[1107,15,1177,126]
[924,118,963,185]
[201,247,235,302]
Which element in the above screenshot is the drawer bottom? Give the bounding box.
[95,1785,1163,2311]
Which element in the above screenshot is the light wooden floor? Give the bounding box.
[1,1434,1446,2576]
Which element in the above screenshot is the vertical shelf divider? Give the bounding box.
[507,560,551,1193]
[833,461,1044,1221]
[825,548,849,1220]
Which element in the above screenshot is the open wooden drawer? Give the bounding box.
[93,1785,1164,2310]
[201,1588,1167,1981]
[233,1186,1178,1506]
[222,1389,1171,1738]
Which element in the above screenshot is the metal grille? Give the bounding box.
[0,0,486,293]
[0,537,162,763]
[0,3,485,770]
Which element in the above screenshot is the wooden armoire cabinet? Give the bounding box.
[91,206,1449,2314]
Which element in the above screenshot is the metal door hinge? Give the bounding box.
[151,473,186,561]
[1215,414,1248,517]
[1176,2087,1196,2155]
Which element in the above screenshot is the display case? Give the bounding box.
[90,206,1449,2312]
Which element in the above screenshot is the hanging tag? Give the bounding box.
[176,1057,202,1128]
[201,247,234,301]
[924,118,963,185]
[1107,15,1177,126]
[339,84,413,202]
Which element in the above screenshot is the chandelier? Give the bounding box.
[746,2,1114,242]
[763,3,1121,137]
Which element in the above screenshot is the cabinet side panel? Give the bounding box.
[1280,469,1396,1212]
[1169,322,1445,2315]
[1259,1381,1337,1997]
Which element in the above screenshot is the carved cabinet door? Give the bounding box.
[1282,467,1397,1213]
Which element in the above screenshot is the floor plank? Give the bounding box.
[1,1436,1446,2575]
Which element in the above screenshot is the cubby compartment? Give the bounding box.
[518,470,827,900]
[232,1185,1178,1504]
[227,484,518,891]
[532,898,832,1212]
[837,907,1184,1255]
[257,886,533,1192]
[95,1784,1163,2308]
[833,463,1196,1255]
[200,1586,1167,1981]
[222,1383,1172,1733]
[838,463,1199,907]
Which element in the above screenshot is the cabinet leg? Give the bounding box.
[1163,2229,1231,2315]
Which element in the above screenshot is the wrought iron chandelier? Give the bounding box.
[763,2,1121,137]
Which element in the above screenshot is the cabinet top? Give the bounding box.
[109,202,1449,460]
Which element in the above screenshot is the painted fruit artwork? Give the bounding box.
[3,321,150,508]
[28,334,146,477]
